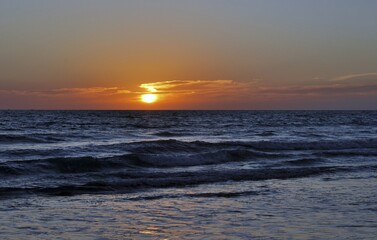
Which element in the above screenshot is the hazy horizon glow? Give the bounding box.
[0,0,376,109]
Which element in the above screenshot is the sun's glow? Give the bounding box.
[141,94,158,103]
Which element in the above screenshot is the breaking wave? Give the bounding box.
[0,165,355,198]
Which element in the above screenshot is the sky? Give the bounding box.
[0,0,376,110]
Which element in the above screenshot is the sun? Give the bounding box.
[141,94,158,103]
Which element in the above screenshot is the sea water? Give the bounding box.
[0,110,376,239]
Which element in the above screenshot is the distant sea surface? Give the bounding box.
[1,110,376,239]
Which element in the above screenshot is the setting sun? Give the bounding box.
[141,94,158,103]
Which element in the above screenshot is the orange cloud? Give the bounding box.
[136,80,256,109]
[140,80,252,96]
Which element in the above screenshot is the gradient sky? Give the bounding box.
[0,0,376,109]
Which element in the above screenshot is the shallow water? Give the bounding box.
[0,110,376,239]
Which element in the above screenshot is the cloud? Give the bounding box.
[331,72,377,81]
[259,83,377,96]
[139,80,252,97]
[2,79,375,101]
[0,87,131,97]
[2,79,375,110]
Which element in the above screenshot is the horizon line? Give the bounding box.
[0,109,375,111]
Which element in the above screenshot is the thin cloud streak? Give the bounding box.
[331,73,377,81]
[0,87,131,97]
[259,83,377,96]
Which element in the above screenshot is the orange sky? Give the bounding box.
[1,77,376,110]
[0,1,376,109]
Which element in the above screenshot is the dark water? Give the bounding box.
[1,110,376,239]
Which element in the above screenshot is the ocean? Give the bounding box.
[0,110,376,239]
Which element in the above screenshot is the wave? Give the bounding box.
[0,134,47,144]
[0,148,278,176]
[2,137,376,175]
[286,158,324,166]
[1,137,376,199]
[0,156,129,175]
[124,138,377,153]
[152,131,188,137]
[129,149,280,167]
[127,190,265,201]
[1,151,376,198]
[256,131,275,137]
[126,139,207,153]
[2,138,376,161]
[0,164,21,175]
[224,139,377,151]
[0,166,357,198]
[318,149,377,157]
[0,134,63,144]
